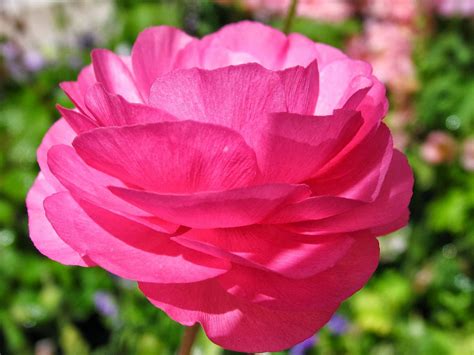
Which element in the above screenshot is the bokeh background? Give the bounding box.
[0,0,473,354]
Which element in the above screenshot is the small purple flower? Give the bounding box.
[23,50,45,72]
[289,335,318,355]
[327,314,349,335]
[0,42,18,61]
[93,291,118,319]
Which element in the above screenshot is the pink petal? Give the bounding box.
[173,226,354,279]
[308,123,393,201]
[148,64,286,136]
[368,209,410,236]
[47,144,178,233]
[139,235,379,352]
[91,49,143,103]
[175,35,261,69]
[59,64,96,115]
[217,235,379,311]
[314,59,388,153]
[26,173,94,266]
[56,105,98,133]
[37,118,76,191]
[196,21,288,70]
[139,278,336,353]
[84,83,177,126]
[338,75,374,110]
[254,109,363,183]
[110,183,310,229]
[264,195,362,224]
[72,121,258,193]
[285,151,413,235]
[278,59,319,115]
[175,22,345,72]
[315,58,372,115]
[44,192,229,283]
[283,33,346,69]
[131,26,195,99]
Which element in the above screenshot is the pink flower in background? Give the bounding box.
[221,0,354,22]
[420,131,457,164]
[348,21,417,95]
[461,138,474,171]
[432,0,474,16]
[364,0,418,23]
[26,22,413,352]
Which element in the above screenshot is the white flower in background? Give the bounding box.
[0,0,116,60]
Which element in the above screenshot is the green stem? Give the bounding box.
[178,324,200,355]
[283,0,299,34]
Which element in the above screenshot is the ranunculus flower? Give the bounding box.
[26,21,413,352]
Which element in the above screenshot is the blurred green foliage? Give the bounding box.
[0,1,473,354]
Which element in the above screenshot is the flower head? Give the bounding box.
[27,21,413,352]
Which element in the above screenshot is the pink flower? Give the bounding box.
[26,22,413,352]
[364,0,418,23]
[431,0,474,16]
[420,131,457,164]
[461,138,474,171]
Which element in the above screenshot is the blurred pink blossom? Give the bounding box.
[364,0,418,23]
[392,130,411,151]
[461,138,474,171]
[219,0,354,22]
[347,21,417,95]
[389,109,414,129]
[420,131,457,164]
[431,0,474,16]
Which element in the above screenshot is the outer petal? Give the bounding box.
[37,118,76,190]
[91,49,143,103]
[131,26,195,99]
[283,33,346,69]
[173,226,354,279]
[72,121,259,193]
[178,21,288,70]
[84,83,177,126]
[59,64,96,115]
[139,278,336,353]
[47,144,178,233]
[56,105,98,134]
[110,183,310,229]
[175,35,261,70]
[139,235,379,352]
[44,192,230,283]
[217,235,380,312]
[315,58,373,115]
[175,22,347,71]
[26,173,93,266]
[285,151,413,235]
